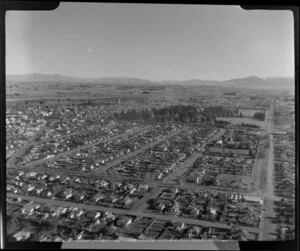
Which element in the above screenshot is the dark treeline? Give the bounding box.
[253,111,265,121]
[223,92,236,96]
[202,106,237,121]
[114,105,235,123]
[114,105,203,123]
[215,120,230,125]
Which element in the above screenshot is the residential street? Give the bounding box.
[7,193,260,234]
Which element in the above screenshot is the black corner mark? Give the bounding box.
[4,1,60,11]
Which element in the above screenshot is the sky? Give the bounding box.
[6,3,295,81]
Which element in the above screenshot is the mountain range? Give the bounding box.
[6,73,294,90]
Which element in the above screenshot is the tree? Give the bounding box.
[253,111,265,121]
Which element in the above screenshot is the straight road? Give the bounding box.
[163,151,202,184]
[7,193,260,234]
[164,128,225,184]
[22,119,112,147]
[263,134,280,201]
[93,127,186,175]
[250,138,266,192]
[7,121,48,168]
[129,187,164,212]
[21,125,152,168]
[260,104,282,240]
[7,164,261,196]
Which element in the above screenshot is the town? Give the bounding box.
[6,82,295,242]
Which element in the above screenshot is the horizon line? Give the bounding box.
[6,72,295,83]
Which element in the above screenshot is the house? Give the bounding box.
[40,236,52,242]
[21,202,40,214]
[61,176,70,184]
[156,172,163,180]
[105,212,116,221]
[75,230,85,240]
[174,222,185,232]
[13,231,31,241]
[53,236,64,242]
[155,202,165,211]
[209,208,217,215]
[113,182,122,188]
[93,193,105,202]
[22,184,35,192]
[53,207,68,216]
[63,188,73,199]
[116,217,133,227]
[46,190,53,197]
[98,179,109,188]
[129,187,136,194]
[42,213,50,220]
[94,212,101,219]
[36,187,46,195]
[105,195,118,203]
[188,226,201,238]
[185,175,201,183]
[86,211,101,219]
[245,195,263,204]
[7,184,14,192]
[232,194,239,202]
[74,209,84,218]
[74,193,85,201]
[75,177,81,183]
[125,183,134,190]
[48,174,60,181]
[26,171,37,178]
[69,209,84,219]
[138,184,149,192]
[185,206,200,217]
[167,202,180,215]
[123,196,133,205]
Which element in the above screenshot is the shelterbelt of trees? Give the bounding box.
[114,105,239,123]
[252,111,265,121]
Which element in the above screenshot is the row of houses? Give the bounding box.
[147,188,263,228]
[7,169,151,210]
[8,200,257,242]
[107,126,214,180]
[20,121,144,165]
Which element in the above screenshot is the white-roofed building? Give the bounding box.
[245,195,263,204]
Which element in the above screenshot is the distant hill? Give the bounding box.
[224,76,294,90]
[6,73,156,86]
[7,73,87,83]
[6,73,294,90]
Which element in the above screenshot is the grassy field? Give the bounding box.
[7,81,270,104]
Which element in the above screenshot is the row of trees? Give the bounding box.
[114,105,204,123]
[202,106,237,121]
[253,111,265,121]
[215,120,230,125]
[115,105,242,124]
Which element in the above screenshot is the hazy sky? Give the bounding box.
[6,3,294,81]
